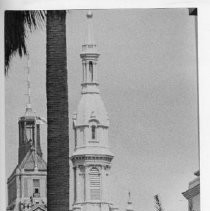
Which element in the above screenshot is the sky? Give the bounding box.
[5,9,199,211]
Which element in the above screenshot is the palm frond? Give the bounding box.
[5,10,46,74]
[154,194,164,211]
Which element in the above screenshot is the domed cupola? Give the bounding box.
[75,94,109,127]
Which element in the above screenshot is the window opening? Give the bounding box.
[33,179,40,197]
[89,61,93,82]
[91,125,96,139]
[89,167,100,200]
[25,121,34,143]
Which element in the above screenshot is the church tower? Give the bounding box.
[71,11,117,211]
[7,59,47,211]
[18,59,43,165]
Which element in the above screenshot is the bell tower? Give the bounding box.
[71,11,117,211]
[18,58,42,164]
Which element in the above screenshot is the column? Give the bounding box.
[84,62,87,83]
[82,62,85,83]
[94,61,97,82]
[76,166,81,202]
[85,166,90,201]
[74,167,77,203]
[87,61,90,83]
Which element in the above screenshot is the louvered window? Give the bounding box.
[89,167,101,200]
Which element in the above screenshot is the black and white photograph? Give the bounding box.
[4,7,202,211]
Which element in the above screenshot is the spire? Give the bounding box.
[26,56,31,105]
[126,192,134,211]
[81,10,98,54]
[25,55,33,115]
[86,10,95,45]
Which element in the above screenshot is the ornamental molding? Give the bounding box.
[80,53,100,59]
[81,82,99,86]
[75,124,109,129]
[71,154,113,162]
[7,172,47,184]
[74,201,113,206]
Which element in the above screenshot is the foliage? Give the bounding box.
[154,194,164,211]
[4,10,46,73]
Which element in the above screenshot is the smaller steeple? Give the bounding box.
[18,56,43,164]
[126,192,134,211]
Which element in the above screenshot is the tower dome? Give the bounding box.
[76,94,109,127]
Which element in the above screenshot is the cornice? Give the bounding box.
[7,171,47,184]
[71,154,113,162]
[182,184,200,200]
[74,201,113,206]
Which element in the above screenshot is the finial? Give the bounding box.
[126,191,134,211]
[87,10,93,18]
[85,10,95,45]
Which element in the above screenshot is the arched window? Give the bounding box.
[91,125,96,140]
[89,61,93,82]
[25,122,34,143]
[89,167,100,200]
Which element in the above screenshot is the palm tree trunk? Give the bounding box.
[46,10,69,211]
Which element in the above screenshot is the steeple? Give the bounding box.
[71,11,116,211]
[80,10,100,94]
[26,56,31,106]
[18,57,43,164]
